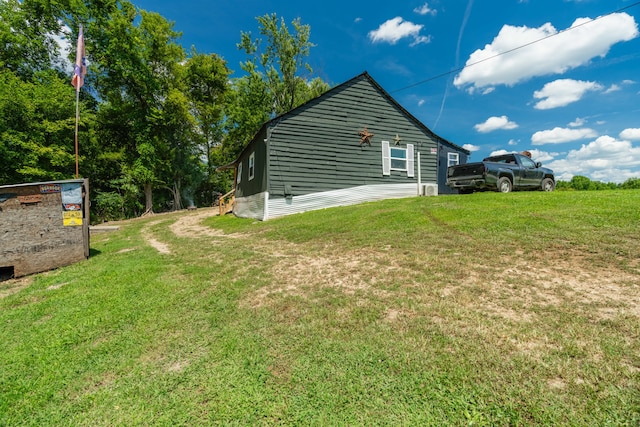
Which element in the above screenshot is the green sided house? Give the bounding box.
[222,71,469,220]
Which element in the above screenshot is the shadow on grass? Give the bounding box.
[89,247,102,257]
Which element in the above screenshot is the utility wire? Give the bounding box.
[391,1,640,94]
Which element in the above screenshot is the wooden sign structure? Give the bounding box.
[18,195,43,204]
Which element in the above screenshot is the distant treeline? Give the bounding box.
[556,176,640,191]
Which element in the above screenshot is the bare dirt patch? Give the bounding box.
[0,276,33,299]
[242,240,640,329]
[141,220,171,254]
[243,245,402,309]
[169,208,220,238]
[474,254,640,321]
[139,208,244,254]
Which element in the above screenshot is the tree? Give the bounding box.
[0,0,64,77]
[238,13,330,116]
[0,69,92,184]
[621,177,640,189]
[154,87,201,210]
[183,50,230,203]
[223,13,330,163]
[89,5,186,214]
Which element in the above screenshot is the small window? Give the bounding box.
[390,147,407,171]
[382,142,414,177]
[448,153,459,167]
[248,152,255,180]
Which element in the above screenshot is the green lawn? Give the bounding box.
[1,190,639,425]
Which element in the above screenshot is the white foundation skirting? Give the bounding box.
[233,183,438,221]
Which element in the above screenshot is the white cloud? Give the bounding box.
[417,99,425,107]
[410,35,432,46]
[462,144,480,152]
[474,115,518,133]
[533,79,602,109]
[569,117,586,127]
[414,3,437,16]
[620,128,640,140]
[527,149,558,163]
[531,127,598,145]
[490,149,510,156]
[546,135,640,183]
[355,17,363,23]
[603,84,621,94]
[508,139,519,146]
[368,17,430,46]
[453,12,639,90]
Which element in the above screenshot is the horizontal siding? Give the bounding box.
[267,77,438,198]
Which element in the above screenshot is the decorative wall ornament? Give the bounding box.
[358,127,374,146]
[394,134,402,145]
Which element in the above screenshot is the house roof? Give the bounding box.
[218,71,469,170]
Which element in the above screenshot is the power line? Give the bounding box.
[391,1,640,94]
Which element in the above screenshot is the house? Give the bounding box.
[0,179,90,280]
[221,72,469,220]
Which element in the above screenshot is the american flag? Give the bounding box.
[71,24,86,90]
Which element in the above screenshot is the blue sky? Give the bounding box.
[131,0,640,183]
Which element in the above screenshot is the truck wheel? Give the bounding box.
[541,178,555,192]
[497,177,512,193]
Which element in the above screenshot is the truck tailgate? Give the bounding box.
[447,163,485,178]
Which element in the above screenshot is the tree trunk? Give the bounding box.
[173,178,183,211]
[143,182,154,215]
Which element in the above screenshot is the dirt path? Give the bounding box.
[142,207,244,254]
[169,208,224,238]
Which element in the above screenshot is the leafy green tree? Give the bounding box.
[183,50,230,203]
[223,13,330,165]
[223,68,272,161]
[0,69,92,184]
[621,177,640,189]
[0,0,64,77]
[153,87,200,210]
[569,175,594,191]
[239,14,312,115]
[89,5,185,214]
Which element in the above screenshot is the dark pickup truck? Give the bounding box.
[446,153,555,194]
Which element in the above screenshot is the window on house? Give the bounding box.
[448,152,459,167]
[248,152,255,180]
[391,147,407,171]
[382,141,414,177]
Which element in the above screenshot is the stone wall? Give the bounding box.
[0,180,89,278]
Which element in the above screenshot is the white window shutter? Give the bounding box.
[407,144,415,177]
[382,141,391,176]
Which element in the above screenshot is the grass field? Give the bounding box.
[1,190,639,425]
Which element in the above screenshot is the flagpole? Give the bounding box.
[72,23,85,179]
[74,86,80,179]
